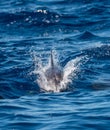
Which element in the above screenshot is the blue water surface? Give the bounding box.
[0,0,110,130]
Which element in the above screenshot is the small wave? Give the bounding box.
[85,5,106,15]
[77,31,99,40]
[76,31,110,41]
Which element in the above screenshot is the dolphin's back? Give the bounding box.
[45,50,63,85]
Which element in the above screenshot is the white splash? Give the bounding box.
[30,50,82,92]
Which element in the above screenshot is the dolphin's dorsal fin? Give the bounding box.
[51,50,54,68]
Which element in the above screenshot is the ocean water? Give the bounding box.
[0,0,110,129]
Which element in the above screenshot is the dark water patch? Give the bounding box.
[83,45,110,59]
[72,45,110,90]
[6,122,42,130]
[0,95,4,99]
[92,83,110,90]
[0,81,39,99]
[0,104,27,112]
[0,64,40,99]
[0,7,60,27]
[61,44,110,91]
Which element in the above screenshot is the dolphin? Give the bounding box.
[45,50,63,91]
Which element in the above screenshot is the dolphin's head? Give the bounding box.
[45,66,63,84]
